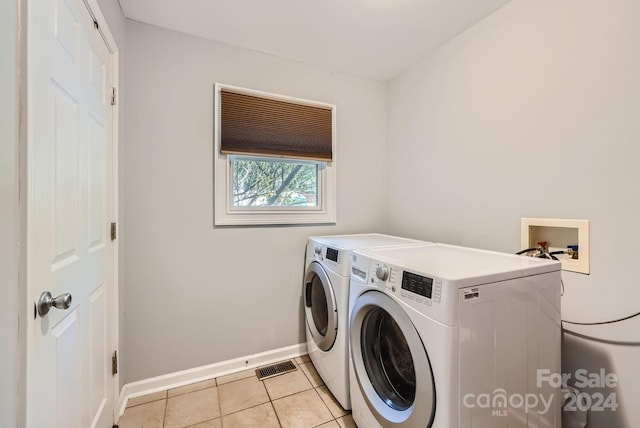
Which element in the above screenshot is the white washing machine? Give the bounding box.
[348,244,562,428]
[303,234,425,410]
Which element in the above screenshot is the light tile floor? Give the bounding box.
[118,355,358,428]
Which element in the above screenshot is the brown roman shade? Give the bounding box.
[220,90,333,161]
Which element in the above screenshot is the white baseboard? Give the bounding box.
[117,343,307,417]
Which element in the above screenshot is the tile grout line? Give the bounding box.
[311,386,338,427]
[161,390,168,428]
[121,356,351,428]
[216,377,223,426]
[125,396,165,409]
[261,376,275,403]
[269,401,284,428]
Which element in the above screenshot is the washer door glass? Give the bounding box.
[304,261,338,351]
[350,290,436,428]
[362,307,415,410]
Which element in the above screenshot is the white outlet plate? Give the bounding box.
[521,218,590,274]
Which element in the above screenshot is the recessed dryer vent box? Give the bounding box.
[521,218,590,274]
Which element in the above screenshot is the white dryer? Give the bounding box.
[303,234,425,410]
[348,244,562,428]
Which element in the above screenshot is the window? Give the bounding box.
[231,156,319,208]
[214,84,336,225]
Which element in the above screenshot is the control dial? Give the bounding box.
[376,265,390,281]
[314,246,322,255]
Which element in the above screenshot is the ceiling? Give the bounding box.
[119,0,512,81]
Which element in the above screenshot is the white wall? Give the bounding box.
[123,21,388,382]
[387,0,640,426]
[0,0,20,425]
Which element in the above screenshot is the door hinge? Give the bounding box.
[112,350,118,375]
[110,222,117,241]
[110,87,117,106]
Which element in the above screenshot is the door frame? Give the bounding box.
[17,0,120,423]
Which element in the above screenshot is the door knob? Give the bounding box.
[37,291,72,317]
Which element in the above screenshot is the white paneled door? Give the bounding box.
[26,0,116,426]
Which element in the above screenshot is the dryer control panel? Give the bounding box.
[325,247,339,263]
[307,241,350,276]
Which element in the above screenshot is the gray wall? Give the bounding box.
[386,0,640,425]
[0,0,19,425]
[123,21,388,382]
[95,0,127,388]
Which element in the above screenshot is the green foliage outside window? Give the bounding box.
[232,157,318,207]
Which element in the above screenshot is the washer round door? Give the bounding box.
[350,290,436,428]
[304,261,338,351]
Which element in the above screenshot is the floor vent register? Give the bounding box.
[255,360,297,380]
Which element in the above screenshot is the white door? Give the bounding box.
[26,0,116,426]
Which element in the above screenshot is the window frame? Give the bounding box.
[214,83,337,226]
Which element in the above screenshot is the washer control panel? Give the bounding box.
[351,251,463,325]
[401,271,434,299]
[375,265,390,281]
[396,271,443,305]
[367,262,443,306]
